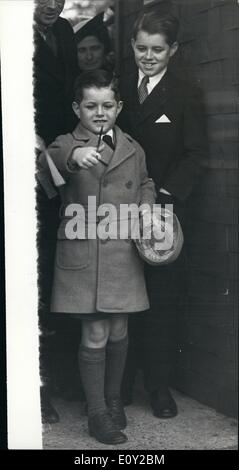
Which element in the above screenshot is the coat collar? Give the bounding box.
[72,123,136,174]
[106,126,135,174]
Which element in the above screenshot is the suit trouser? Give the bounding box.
[123,248,188,394]
[37,187,59,389]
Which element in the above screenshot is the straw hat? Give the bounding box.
[135,209,184,265]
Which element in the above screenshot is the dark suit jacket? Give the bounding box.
[34,17,78,145]
[119,71,208,203]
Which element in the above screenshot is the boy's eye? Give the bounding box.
[84,104,114,110]
[104,104,114,109]
[136,46,147,52]
[136,46,164,53]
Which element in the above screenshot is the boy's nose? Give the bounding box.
[145,49,153,59]
[96,106,104,116]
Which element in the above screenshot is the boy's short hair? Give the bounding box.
[74,69,120,103]
[133,12,179,46]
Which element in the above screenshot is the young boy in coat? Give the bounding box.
[38,69,155,445]
[119,11,208,418]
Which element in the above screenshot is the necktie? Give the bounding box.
[103,134,115,150]
[138,76,149,104]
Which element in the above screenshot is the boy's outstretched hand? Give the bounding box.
[72,144,105,169]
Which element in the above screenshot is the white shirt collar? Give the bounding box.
[103,128,114,143]
[104,129,114,139]
[138,68,167,94]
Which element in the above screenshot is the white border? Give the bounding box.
[0,0,42,449]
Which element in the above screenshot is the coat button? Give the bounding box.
[125,180,133,189]
[102,180,108,188]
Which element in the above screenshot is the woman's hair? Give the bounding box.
[74,69,120,103]
[133,12,179,46]
[75,14,112,53]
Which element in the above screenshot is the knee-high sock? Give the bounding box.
[105,336,128,400]
[78,345,106,417]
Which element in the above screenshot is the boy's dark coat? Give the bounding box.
[119,69,208,391]
[119,70,207,202]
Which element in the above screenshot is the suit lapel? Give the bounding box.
[34,30,63,82]
[53,21,69,87]
[137,72,169,125]
[125,73,140,109]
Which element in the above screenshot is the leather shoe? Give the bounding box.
[41,392,60,424]
[106,397,127,429]
[88,411,127,445]
[150,388,178,419]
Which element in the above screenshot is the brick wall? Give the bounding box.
[172,0,238,418]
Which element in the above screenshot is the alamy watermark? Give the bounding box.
[64,197,174,251]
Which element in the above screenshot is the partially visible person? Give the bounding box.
[34,0,77,145]
[34,0,78,424]
[38,69,155,445]
[74,13,114,73]
[119,11,208,418]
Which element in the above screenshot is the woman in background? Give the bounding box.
[74,13,114,72]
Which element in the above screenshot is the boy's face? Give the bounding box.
[73,87,123,135]
[131,31,178,77]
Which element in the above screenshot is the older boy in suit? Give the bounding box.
[120,11,207,418]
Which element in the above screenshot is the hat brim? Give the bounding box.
[135,210,184,266]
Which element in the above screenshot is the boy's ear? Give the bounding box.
[169,41,178,58]
[131,38,136,51]
[72,101,81,118]
[116,100,123,117]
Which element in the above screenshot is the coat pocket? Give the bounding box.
[56,227,90,270]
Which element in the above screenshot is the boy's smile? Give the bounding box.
[132,31,178,77]
[73,87,123,135]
